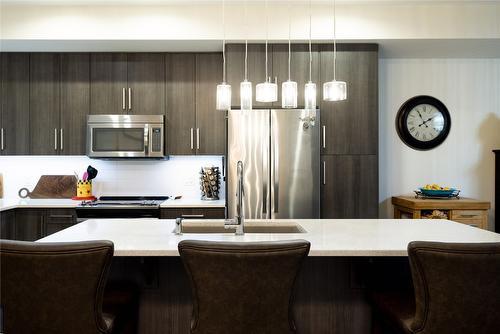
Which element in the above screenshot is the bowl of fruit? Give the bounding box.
[418,184,459,198]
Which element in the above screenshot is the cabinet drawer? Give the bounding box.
[161,208,225,220]
[452,218,486,229]
[451,210,485,220]
[45,209,77,236]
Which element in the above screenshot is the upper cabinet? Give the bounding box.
[319,44,378,155]
[0,53,30,155]
[166,53,225,155]
[90,53,165,115]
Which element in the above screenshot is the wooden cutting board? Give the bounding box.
[26,175,77,199]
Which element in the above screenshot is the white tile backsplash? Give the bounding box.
[0,155,225,200]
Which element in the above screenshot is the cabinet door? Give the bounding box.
[60,53,90,155]
[272,44,319,108]
[15,209,45,241]
[195,53,226,155]
[161,208,225,219]
[45,208,76,236]
[1,210,16,240]
[321,155,378,218]
[30,53,60,155]
[226,44,273,109]
[166,54,196,155]
[90,53,127,114]
[127,53,165,115]
[320,44,378,155]
[0,53,30,155]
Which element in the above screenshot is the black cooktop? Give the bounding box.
[79,196,169,208]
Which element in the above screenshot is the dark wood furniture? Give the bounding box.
[371,241,500,334]
[178,239,310,334]
[160,207,225,220]
[495,150,499,232]
[392,195,490,230]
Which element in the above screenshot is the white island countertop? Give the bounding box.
[38,218,500,257]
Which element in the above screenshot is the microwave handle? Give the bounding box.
[144,125,150,155]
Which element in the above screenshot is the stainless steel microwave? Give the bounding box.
[87,115,164,158]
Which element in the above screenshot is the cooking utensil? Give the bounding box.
[82,172,88,181]
[87,165,98,180]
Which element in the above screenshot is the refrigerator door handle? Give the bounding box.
[273,129,279,214]
[262,140,268,215]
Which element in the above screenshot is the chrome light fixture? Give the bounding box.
[256,0,278,103]
[304,0,316,110]
[240,0,252,111]
[282,0,297,109]
[323,0,347,102]
[216,0,231,111]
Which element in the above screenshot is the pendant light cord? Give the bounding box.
[288,0,291,81]
[333,0,337,81]
[244,0,248,81]
[222,0,226,83]
[265,0,269,81]
[308,0,312,82]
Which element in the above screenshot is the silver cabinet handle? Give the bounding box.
[60,128,64,151]
[128,88,132,110]
[122,88,126,110]
[190,128,194,150]
[322,125,326,149]
[54,128,58,151]
[322,161,326,185]
[196,128,200,150]
[181,214,204,218]
[1,128,4,151]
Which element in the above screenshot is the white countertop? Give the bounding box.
[160,197,225,208]
[0,198,80,212]
[38,218,500,257]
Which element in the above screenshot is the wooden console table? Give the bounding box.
[392,196,490,230]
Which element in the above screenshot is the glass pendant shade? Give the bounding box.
[304,81,317,110]
[256,81,278,103]
[216,82,232,110]
[240,80,253,111]
[282,80,298,108]
[323,80,347,102]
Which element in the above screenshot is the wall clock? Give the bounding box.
[396,95,451,150]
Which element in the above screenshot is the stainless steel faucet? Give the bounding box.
[225,160,245,235]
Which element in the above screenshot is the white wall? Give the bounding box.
[379,58,500,228]
[0,156,225,200]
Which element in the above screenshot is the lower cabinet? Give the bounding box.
[161,208,226,220]
[1,208,77,241]
[321,155,378,219]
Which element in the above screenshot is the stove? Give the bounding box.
[76,196,169,220]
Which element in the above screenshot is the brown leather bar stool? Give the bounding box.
[178,239,310,334]
[0,239,139,334]
[371,241,500,334]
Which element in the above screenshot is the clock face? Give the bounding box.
[396,96,451,150]
[405,104,445,142]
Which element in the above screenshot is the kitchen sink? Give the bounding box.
[176,220,307,234]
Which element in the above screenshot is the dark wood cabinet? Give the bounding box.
[60,53,90,155]
[195,53,226,155]
[495,150,499,232]
[166,53,225,155]
[320,44,378,155]
[321,155,378,219]
[0,53,30,155]
[127,53,166,115]
[14,209,46,241]
[272,44,320,108]
[90,53,128,115]
[166,53,196,155]
[30,53,61,155]
[161,207,226,220]
[45,208,77,236]
[1,210,16,240]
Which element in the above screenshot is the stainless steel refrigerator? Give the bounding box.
[227,109,320,219]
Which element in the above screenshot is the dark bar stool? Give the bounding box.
[371,241,500,334]
[0,239,139,334]
[178,239,310,334]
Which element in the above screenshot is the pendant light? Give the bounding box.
[304,0,317,110]
[216,0,231,111]
[256,0,278,103]
[282,0,297,109]
[240,0,252,111]
[323,0,347,102]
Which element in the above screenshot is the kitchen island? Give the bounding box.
[39,219,500,334]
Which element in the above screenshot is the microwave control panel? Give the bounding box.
[152,128,162,152]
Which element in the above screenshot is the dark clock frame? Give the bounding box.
[396,95,451,150]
